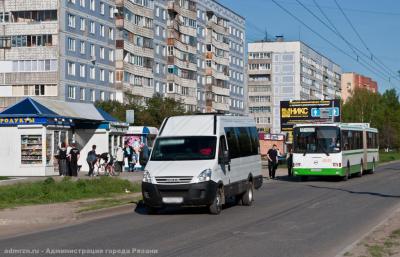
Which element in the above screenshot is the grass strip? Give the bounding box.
[0,176,141,209]
[379,151,400,164]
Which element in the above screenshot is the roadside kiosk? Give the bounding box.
[0,97,128,176]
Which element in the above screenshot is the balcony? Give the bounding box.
[116,17,124,28]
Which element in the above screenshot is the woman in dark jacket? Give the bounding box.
[57,142,68,176]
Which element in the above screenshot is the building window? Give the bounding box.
[34,85,45,96]
[90,21,95,34]
[80,41,85,54]
[100,91,105,101]
[90,67,95,79]
[109,71,114,83]
[80,18,86,31]
[109,6,114,18]
[90,0,95,11]
[100,69,105,81]
[90,44,95,57]
[100,24,105,37]
[67,62,75,76]
[109,49,114,61]
[79,64,85,77]
[67,38,75,51]
[100,2,105,15]
[68,85,76,99]
[90,89,95,102]
[80,88,85,100]
[68,14,75,28]
[80,0,85,7]
[100,47,104,59]
[108,28,114,40]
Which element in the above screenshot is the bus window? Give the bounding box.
[294,126,340,154]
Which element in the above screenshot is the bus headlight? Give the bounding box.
[198,169,212,182]
[293,163,301,167]
[143,170,153,183]
[333,163,342,167]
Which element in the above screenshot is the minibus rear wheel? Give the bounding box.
[242,181,254,206]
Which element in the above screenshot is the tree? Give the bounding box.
[95,94,190,128]
[342,88,400,149]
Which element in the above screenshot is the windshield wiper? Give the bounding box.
[316,140,330,156]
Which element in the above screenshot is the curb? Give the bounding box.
[77,203,136,220]
[335,201,400,257]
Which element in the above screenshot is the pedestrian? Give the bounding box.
[123,142,134,172]
[286,148,293,177]
[116,145,125,173]
[69,143,80,177]
[139,144,150,169]
[267,144,279,179]
[57,142,68,176]
[66,142,73,176]
[86,145,97,177]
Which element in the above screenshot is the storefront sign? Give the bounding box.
[280,100,341,142]
[0,117,47,126]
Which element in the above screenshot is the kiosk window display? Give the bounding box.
[21,135,43,165]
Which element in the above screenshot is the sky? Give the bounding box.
[218,0,400,93]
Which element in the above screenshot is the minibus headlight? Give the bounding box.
[198,169,212,182]
[143,170,152,183]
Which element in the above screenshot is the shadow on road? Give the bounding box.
[308,185,400,198]
[134,198,242,216]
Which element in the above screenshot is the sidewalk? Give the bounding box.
[0,171,144,187]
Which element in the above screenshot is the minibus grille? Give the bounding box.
[155,176,193,184]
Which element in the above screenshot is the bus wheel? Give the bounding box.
[242,181,254,206]
[209,187,223,215]
[370,159,376,174]
[343,165,350,181]
[357,161,363,177]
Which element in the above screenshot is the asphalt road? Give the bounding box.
[1,162,400,257]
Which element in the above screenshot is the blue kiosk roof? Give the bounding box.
[0,97,121,123]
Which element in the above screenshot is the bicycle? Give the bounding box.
[94,157,120,176]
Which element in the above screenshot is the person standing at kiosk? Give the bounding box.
[69,143,80,177]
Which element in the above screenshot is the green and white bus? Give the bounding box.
[293,123,379,181]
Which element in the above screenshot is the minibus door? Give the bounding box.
[218,135,230,185]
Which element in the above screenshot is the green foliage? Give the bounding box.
[0,177,141,209]
[342,88,400,149]
[95,93,191,127]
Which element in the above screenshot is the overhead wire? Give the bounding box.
[333,0,400,81]
[294,0,400,83]
[270,0,397,89]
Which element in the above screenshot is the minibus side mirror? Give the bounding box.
[223,150,230,164]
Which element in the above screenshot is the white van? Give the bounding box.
[142,114,263,214]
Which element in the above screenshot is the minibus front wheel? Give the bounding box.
[209,187,223,215]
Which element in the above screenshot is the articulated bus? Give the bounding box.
[293,123,379,181]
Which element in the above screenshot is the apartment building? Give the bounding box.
[248,39,342,133]
[0,0,117,109]
[0,0,246,114]
[341,72,378,102]
[164,0,246,113]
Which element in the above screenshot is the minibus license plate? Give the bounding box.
[162,197,183,204]
[311,168,321,172]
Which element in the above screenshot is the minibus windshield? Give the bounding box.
[294,126,341,154]
[150,136,217,161]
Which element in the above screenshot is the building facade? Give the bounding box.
[248,39,342,133]
[0,0,246,115]
[341,72,378,102]
[164,0,246,114]
[0,0,117,109]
